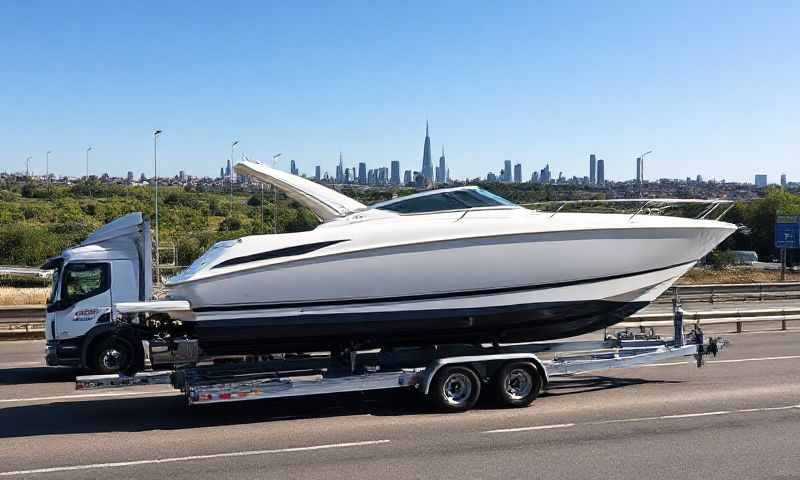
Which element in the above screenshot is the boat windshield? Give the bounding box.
[374,188,517,214]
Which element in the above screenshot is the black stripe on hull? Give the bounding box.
[189,299,650,356]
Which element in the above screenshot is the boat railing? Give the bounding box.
[520,198,735,222]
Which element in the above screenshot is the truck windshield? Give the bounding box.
[60,263,110,306]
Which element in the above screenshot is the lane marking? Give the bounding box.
[641,354,800,368]
[0,439,391,476]
[483,404,800,434]
[0,390,177,403]
[484,423,575,434]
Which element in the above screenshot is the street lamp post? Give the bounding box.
[46,151,51,185]
[272,153,282,234]
[229,141,239,222]
[153,130,162,278]
[85,147,93,197]
[639,150,653,198]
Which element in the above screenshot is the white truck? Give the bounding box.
[48,213,725,411]
[43,213,153,373]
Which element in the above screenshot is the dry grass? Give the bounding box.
[677,267,800,285]
[0,287,49,306]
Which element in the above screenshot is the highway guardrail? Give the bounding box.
[660,282,800,304]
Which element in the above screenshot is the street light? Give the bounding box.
[229,140,239,221]
[85,147,93,197]
[639,150,653,197]
[272,153,282,234]
[153,130,163,277]
[46,151,51,185]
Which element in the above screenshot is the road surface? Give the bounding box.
[1,328,799,479]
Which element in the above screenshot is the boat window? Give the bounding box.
[60,263,110,306]
[375,188,516,214]
[376,193,466,214]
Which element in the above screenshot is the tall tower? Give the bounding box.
[226,159,232,178]
[636,157,643,183]
[589,154,597,184]
[438,146,446,184]
[421,122,433,181]
[597,159,605,185]
[503,160,512,182]
[390,161,400,185]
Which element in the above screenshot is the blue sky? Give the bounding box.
[1,1,798,182]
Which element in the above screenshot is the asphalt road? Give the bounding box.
[1,329,799,479]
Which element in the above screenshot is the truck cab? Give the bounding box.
[43,213,152,373]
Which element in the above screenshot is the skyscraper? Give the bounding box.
[219,167,224,180]
[503,160,512,182]
[513,163,522,183]
[781,174,787,187]
[636,157,643,183]
[597,159,605,185]
[315,165,321,181]
[390,161,400,185]
[226,159,232,178]
[589,154,597,184]
[290,160,298,176]
[403,170,412,185]
[336,153,344,183]
[358,162,367,185]
[438,147,446,184]
[421,122,433,181]
[755,174,768,187]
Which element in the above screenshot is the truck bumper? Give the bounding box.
[45,338,85,368]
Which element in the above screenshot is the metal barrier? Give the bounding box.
[622,307,800,333]
[660,282,800,304]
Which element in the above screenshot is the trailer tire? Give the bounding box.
[494,361,540,408]
[89,336,134,375]
[429,365,481,412]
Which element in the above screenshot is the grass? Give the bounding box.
[677,267,800,285]
[0,287,49,306]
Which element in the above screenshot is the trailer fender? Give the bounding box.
[420,353,548,395]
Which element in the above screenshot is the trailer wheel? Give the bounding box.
[495,361,540,408]
[430,365,481,412]
[90,337,133,375]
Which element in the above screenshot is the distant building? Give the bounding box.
[390,161,401,185]
[126,171,134,184]
[513,163,522,183]
[403,170,412,185]
[636,157,643,183]
[179,170,186,181]
[336,153,344,183]
[421,122,433,181]
[531,171,539,183]
[781,174,787,187]
[290,160,299,176]
[437,147,447,184]
[503,160,512,182]
[755,174,768,188]
[315,165,321,181]
[358,162,367,185]
[140,172,146,183]
[487,172,498,182]
[589,154,597,184]
[596,159,605,185]
[696,174,703,183]
[219,167,224,180]
[226,160,232,178]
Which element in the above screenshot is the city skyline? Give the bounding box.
[1,3,798,183]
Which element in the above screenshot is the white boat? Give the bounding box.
[154,161,736,355]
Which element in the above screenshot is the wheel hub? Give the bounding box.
[443,373,472,405]
[504,368,533,400]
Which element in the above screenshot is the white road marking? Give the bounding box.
[0,440,391,476]
[483,404,800,434]
[641,354,800,368]
[484,423,575,434]
[0,390,177,403]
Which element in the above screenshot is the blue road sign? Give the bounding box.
[775,216,800,249]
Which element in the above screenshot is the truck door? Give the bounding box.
[51,262,112,340]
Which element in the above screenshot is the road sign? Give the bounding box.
[775,216,800,249]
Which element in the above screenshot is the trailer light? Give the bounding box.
[219,393,231,400]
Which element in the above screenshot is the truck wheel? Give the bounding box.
[430,365,481,412]
[494,361,540,408]
[91,337,133,375]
